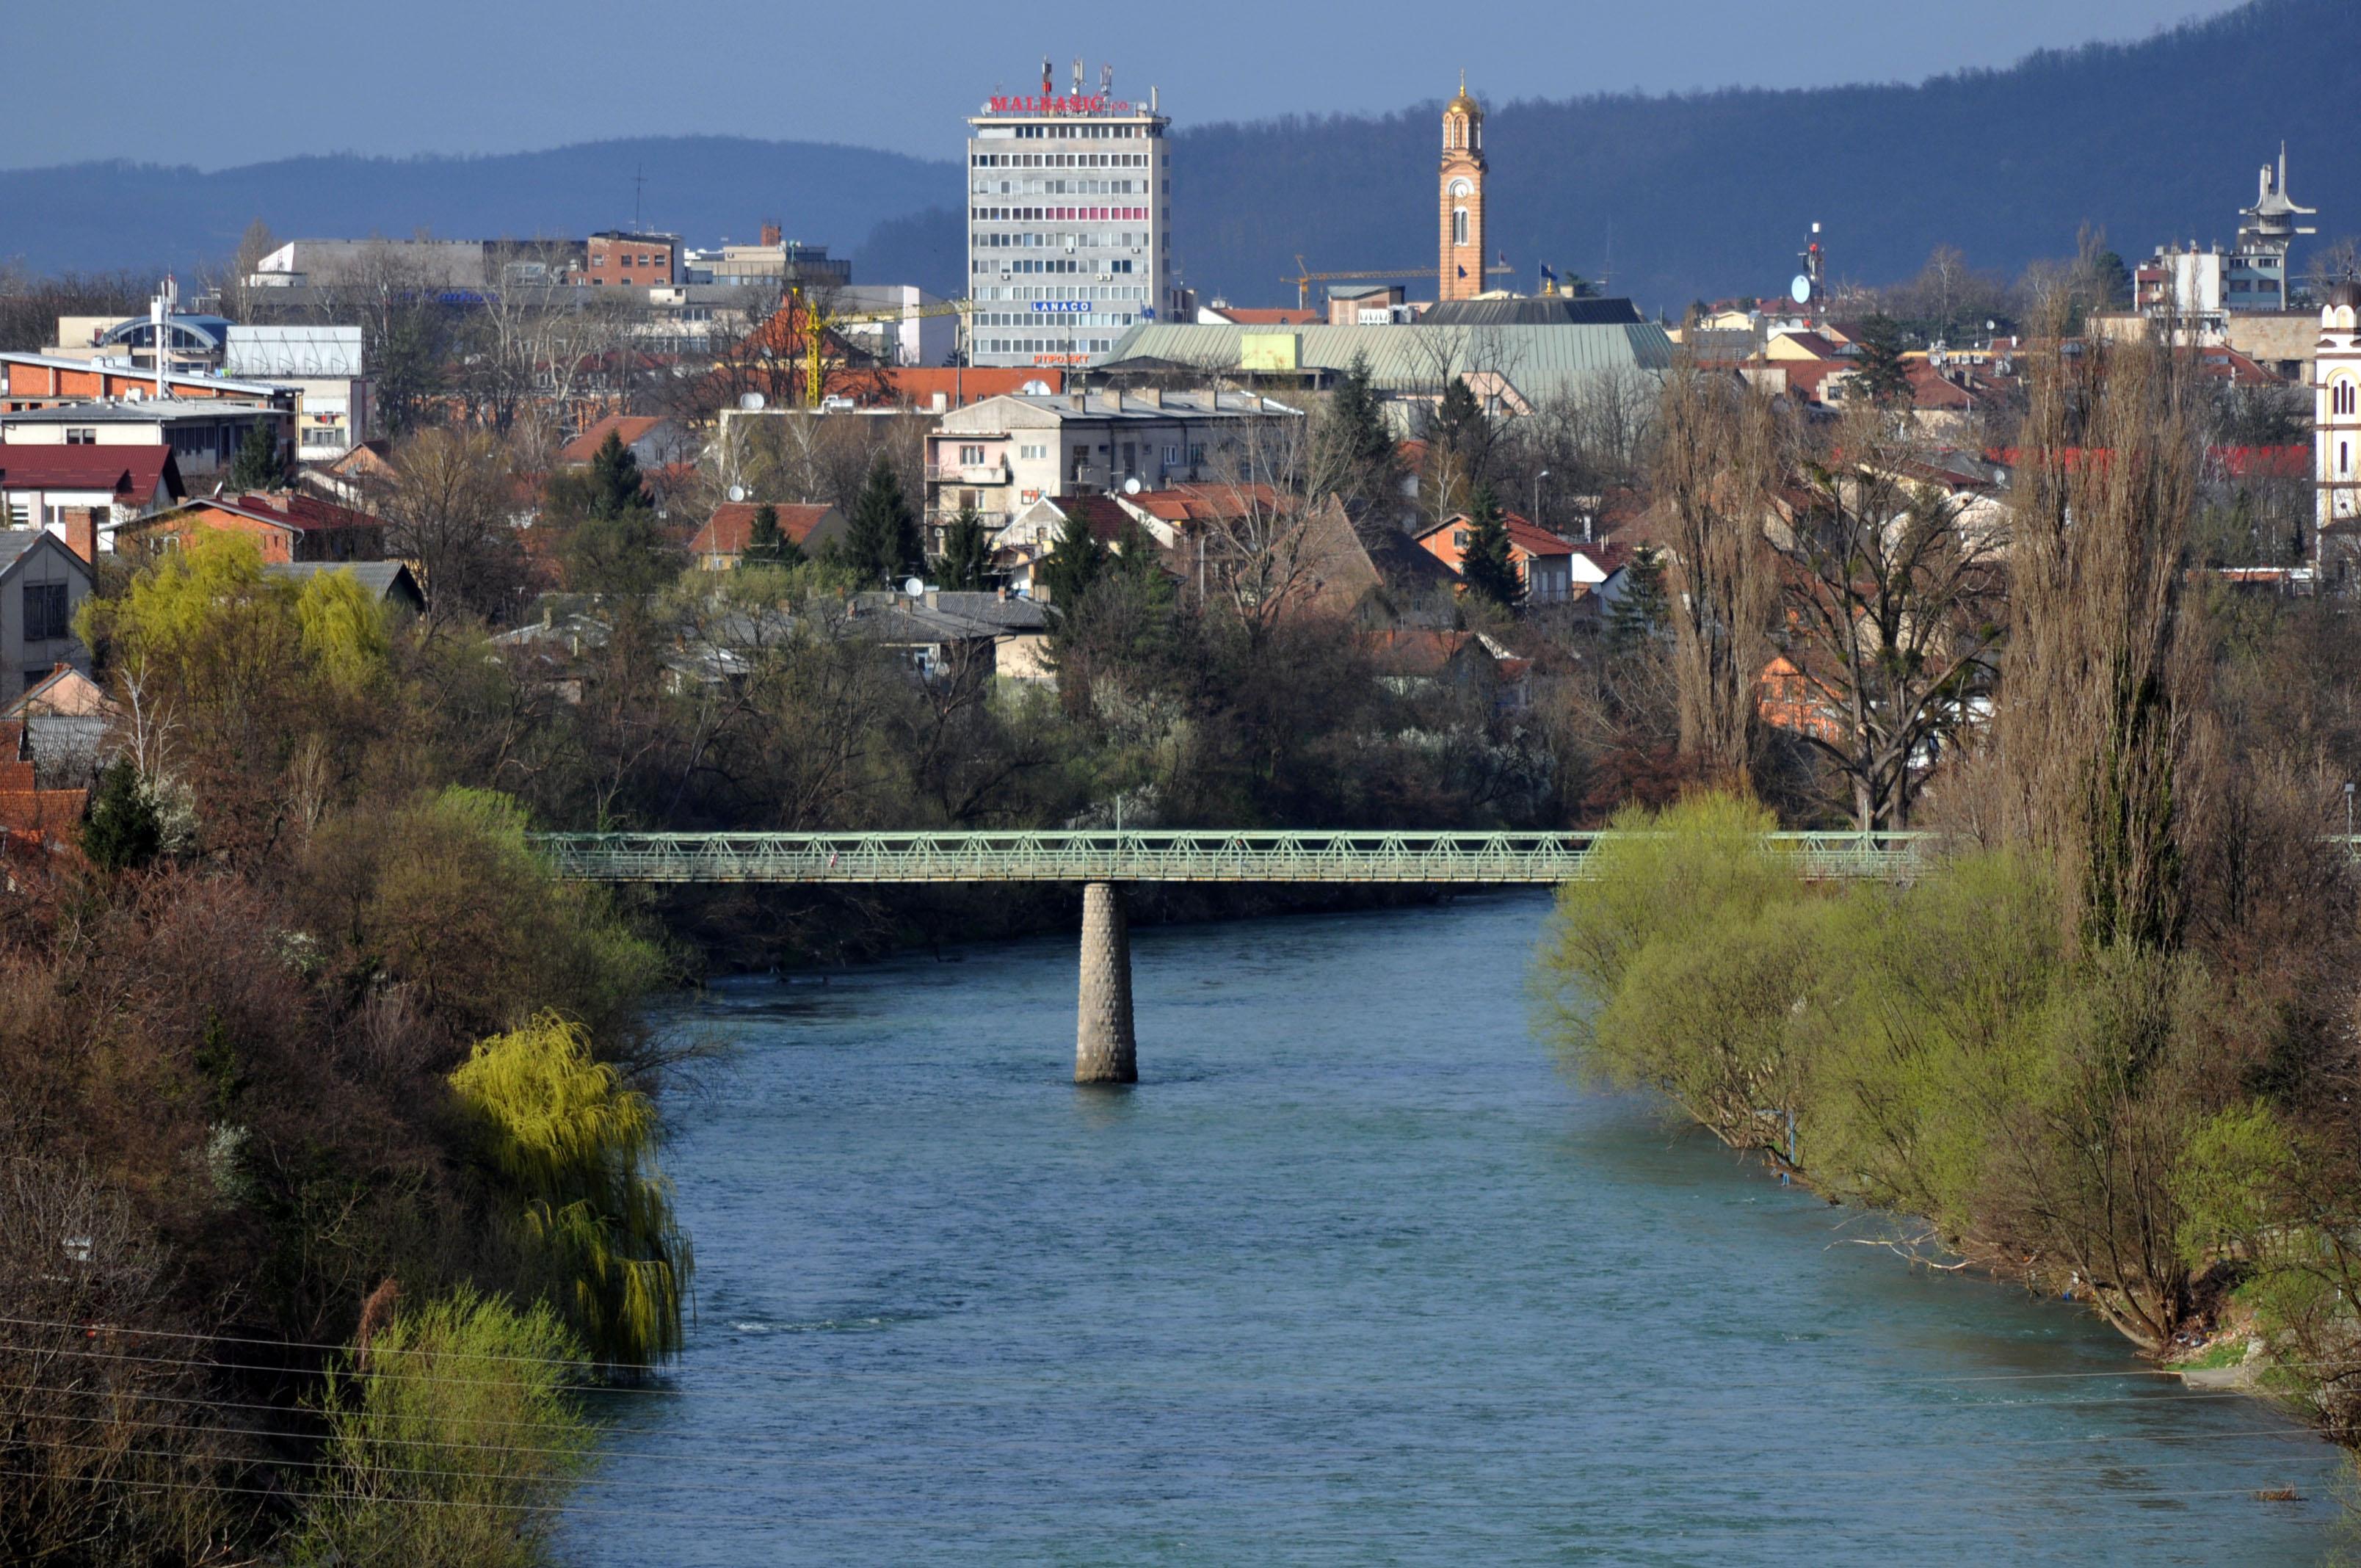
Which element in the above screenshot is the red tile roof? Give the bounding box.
[0,444,181,500]
[1050,493,1136,542]
[1121,482,1288,525]
[690,502,838,556]
[226,492,386,533]
[871,367,1065,408]
[557,415,668,465]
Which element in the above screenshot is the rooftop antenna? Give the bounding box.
[633,165,647,231]
[1041,57,1053,97]
[1072,57,1084,99]
[1100,62,1114,98]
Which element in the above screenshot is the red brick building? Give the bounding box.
[581,231,681,288]
[124,493,388,564]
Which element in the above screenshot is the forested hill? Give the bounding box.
[0,136,955,279]
[7,0,2356,313]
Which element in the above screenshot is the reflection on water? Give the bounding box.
[565,894,2346,1566]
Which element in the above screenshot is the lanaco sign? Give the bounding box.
[988,95,1135,116]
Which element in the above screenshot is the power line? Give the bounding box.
[0,1315,657,1376]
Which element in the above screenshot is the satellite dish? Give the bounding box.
[1123,476,1142,494]
[739,392,766,411]
[902,576,926,597]
[1790,275,1813,306]
[727,484,747,503]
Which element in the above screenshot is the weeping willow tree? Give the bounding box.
[450,1013,691,1370]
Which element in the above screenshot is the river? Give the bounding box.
[563,892,2349,1564]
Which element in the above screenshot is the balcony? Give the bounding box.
[925,464,1009,485]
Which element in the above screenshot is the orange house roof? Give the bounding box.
[557,415,669,465]
[690,502,838,556]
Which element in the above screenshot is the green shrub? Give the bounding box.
[295,1288,593,1568]
[305,786,667,1048]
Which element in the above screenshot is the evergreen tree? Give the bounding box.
[2089,250,2133,312]
[1421,376,1493,521]
[1458,482,1523,608]
[226,420,288,492]
[1311,352,1399,510]
[1852,314,1913,408]
[937,503,993,590]
[742,503,802,567]
[562,431,675,595]
[1037,508,1106,613]
[81,759,162,874]
[1606,545,1671,649]
[843,456,921,587]
[587,430,649,520]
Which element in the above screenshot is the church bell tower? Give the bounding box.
[1439,72,1487,302]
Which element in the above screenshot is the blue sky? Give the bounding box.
[3,0,2241,170]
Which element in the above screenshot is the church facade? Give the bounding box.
[2317,282,2361,576]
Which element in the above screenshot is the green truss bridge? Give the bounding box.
[534,830,1931,886]
[539,830,1930,1086]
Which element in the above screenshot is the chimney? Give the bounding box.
[1098,388,1123,413]
[930,391,949,413]
[63,506,98,565]
[1139,386,1162,410]
[1069,390,1086,412]
[760,222,782,248]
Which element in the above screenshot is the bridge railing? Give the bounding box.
[532,830,1940,885]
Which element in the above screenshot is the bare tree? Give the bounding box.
[1653,364,1785,789]
[1771,407,2006,829]
[381,429,535,624]
[0,1152,244,1562]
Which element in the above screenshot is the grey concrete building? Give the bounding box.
[965,70,1176,370]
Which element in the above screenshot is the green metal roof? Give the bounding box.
[1098,320,1677,404]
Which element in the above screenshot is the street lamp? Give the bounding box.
[2346,780,2354,840]
[1532,469,1550,530]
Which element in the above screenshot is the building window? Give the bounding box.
[21,581,69,642]
[65,428,95,444]
[1453,209,1468,247]
[960,444,987,465]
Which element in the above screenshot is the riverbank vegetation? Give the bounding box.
[1539,325,2361,1448]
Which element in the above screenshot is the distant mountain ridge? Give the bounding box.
[3,0,2351,314]
[0,136,956,280]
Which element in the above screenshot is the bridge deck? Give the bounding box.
[534,830,1935,885]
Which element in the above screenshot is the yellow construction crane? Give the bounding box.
[789,288,973,408]
[1282,255,1515,311]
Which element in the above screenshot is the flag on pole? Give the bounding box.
[1540,263,1557,284]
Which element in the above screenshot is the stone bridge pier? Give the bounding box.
[1075,882,1136,1084]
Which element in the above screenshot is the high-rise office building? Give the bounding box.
[965,63,1175,369]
